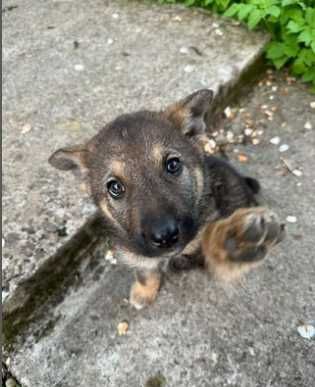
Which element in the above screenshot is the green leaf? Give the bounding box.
[287,20,304,34]
[273,56,289,69]
[311,41,315,54]
[224,3,240,17]
[282,0,296,5]
[266,6,281,18]
[305,8,315,27]
[267,42,286,59]
[302,68,315,82]
[238,4,255,21]
[283,43,299,57]
[292,59,306,75]
[298,29,312,45]
[248,9,264,29]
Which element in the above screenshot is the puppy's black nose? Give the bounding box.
[150,218,179,248]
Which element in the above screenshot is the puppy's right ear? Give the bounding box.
[163,89,214,137]
[48,144,89,179]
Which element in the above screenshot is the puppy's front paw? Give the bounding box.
[202,207,285,281]
[129,271,161,310]
[226,208,285,262]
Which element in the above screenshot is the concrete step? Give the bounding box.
[3,0,268,334]
[6,72,315,387]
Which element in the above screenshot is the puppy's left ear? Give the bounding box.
[163,89,213,137]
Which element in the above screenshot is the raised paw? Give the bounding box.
[202,207,285,281]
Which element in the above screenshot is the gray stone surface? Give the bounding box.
[2,0,267,312]
[7,72,315,386]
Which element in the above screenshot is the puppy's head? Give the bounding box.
[49,90,214,257]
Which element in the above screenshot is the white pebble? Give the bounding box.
[279,144,289,152]
[270,136,280,145]
[304,121,312,130]
[224,106,232,118]
[252,138,260,145]
[272,86,278,92]
[74,64,84,71]
[310,102,315,109]
[292,169,303,177]
[215,29,223,36]
[105,250,117,265]
[212,22,219,28]
[21,123,32,134]
[184,65,194,73]
[226,131,234,142]
[112,13,119,19]
[107,38,113,45]
[179,47,189,55]
[286,215,297,223]
[269,95,275,100]
[244,128,253,136]
[297,324,315,340]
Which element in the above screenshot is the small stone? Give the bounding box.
[269,95,275,100]
[226,131,234,142]
[212,22,219,28]
[5,378,17,387]
[21,123,32,134]
[224,106,232,118]
[117,321,129,336]
[310,102,315,109]
[244,128,253,136]
[173,15,182,22]
[304,121,312,130]
[215,29,223,36]
[272,86,278,92]
[292,169,303,177]
[286,215,297,223]
[297,324,315,340]
[105,250,117,265]
[179,47,189,55]
[107,38,113,45]
[252,138,260,145]
[279,144,289,152]
[74,64,84,71]
[270,136,280,145]
[112,13,119,19]
[184,65,194,73]
[257,129,264,136]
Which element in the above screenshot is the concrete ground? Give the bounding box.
[2,0,266,318]
[6,72,315,387]
[2,0,315,386]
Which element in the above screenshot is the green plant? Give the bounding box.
[158,0,315,89]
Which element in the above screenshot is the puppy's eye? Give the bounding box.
[107,179,125,199]
[166,157,182,175]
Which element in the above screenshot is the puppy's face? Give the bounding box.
[49,90,214,257]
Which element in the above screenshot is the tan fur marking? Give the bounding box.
[194,167,204,202]
[129,272,161,309]
[110,160,126,177]
[151,144,164,165]
[99,199,125,233]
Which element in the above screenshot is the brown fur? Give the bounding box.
[49,89,284,309]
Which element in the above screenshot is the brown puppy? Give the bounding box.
[49,90,284,309]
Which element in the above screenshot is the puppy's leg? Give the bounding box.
[202,207,285,281]
[129,269,161,310]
